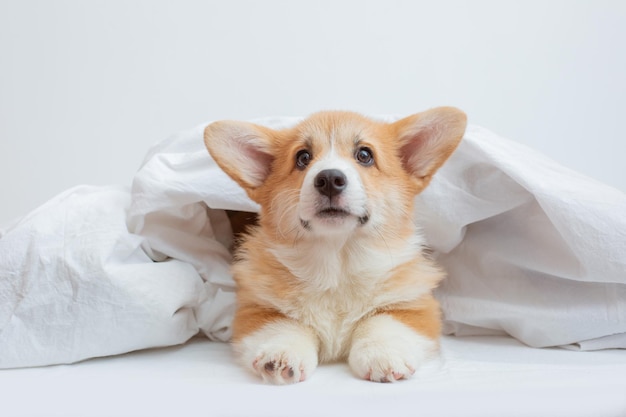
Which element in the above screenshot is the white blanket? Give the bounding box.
[1,117,625,368]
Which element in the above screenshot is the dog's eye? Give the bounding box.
[295,150,312,170]
[355,147,374,166]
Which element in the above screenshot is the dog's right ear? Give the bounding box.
[204,121,275,192]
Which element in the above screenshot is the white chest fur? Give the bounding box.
[268,233,429,361]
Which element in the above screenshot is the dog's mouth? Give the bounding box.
[317,207,351,218]
[312,207,369,226]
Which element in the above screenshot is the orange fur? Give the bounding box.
[231,303,286,343]
[204,108,466,383]
[383,296,442,340]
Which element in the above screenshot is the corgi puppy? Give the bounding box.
[204,108,466,384]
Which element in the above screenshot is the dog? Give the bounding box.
[204,108,466,384]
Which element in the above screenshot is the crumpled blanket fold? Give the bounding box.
[1,117,624,368]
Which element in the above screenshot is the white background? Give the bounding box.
[1,0,625,224]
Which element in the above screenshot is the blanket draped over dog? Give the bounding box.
[1,117,625,368]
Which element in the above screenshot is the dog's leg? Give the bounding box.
[232,308,319,385]
[348,296,441,382]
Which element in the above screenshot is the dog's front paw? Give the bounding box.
[251,349,311,384]
[348,314,438,383]
[234,321,319,385]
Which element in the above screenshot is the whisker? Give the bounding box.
[372,224,392,259]
[268,189,301,239]
[291,228,304,250]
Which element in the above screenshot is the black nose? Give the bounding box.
[314,169,347,197]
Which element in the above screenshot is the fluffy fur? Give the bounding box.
[204,108,466,384]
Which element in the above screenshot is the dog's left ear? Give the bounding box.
[393,107,467,181]
[204,120,275,193]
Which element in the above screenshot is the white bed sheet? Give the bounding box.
[1,116,625,417]
[2,335,625,417]
[2,117,626,370]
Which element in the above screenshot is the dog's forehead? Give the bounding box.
[292,112,377,148]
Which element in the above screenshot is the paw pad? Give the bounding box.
[253,356,304,384]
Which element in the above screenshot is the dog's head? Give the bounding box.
[204,108,466,242]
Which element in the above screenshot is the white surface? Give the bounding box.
[2,335,625,417]
[2,116,625,369]
[1,1,626,224]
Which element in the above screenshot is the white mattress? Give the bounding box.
[3,335,625,417]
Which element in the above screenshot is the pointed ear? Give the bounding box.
[204,120,275,191]
[393,107,467,180]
